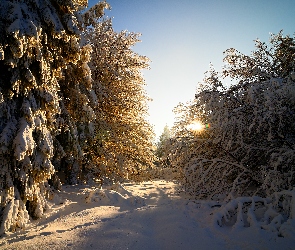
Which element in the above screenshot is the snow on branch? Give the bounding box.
[213,189,295,237]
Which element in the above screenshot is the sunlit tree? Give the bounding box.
[83,17,155,184]
[0,0,108,234]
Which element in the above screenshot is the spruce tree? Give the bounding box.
[0,0,107,234]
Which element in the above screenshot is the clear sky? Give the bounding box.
[88,0,295,140]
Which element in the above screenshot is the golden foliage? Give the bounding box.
[84,18,155,183]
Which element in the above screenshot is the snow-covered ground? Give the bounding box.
[0,180,294,250]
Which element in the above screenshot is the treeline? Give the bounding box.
[0,0,154,234]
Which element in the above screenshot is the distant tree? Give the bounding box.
[0,0,107,234]
[155,125,171,162]
[83,17,155,184]
[156,125,171,159]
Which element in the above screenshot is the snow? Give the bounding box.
[0,180,294,250]
[13,118,36,161]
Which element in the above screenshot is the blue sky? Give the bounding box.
[88,0,295,139]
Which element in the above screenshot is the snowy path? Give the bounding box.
[0,180,294,250]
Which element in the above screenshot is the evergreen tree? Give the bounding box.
[0,0,107,234]
[156,125,171,156]
[83,17,155,184]
[156,125,171,163]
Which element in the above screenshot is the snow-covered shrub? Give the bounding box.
[0,0,109,235]
[213,189,295,237]
[170,33,295,225]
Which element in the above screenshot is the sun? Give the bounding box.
[187,121,204,132]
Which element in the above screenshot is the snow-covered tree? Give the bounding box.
[0,0,108,234]
[156,125,171,159]
[170,32,295,203]
[83,17,155,184]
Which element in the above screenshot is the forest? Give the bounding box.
[0,0,294,247]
